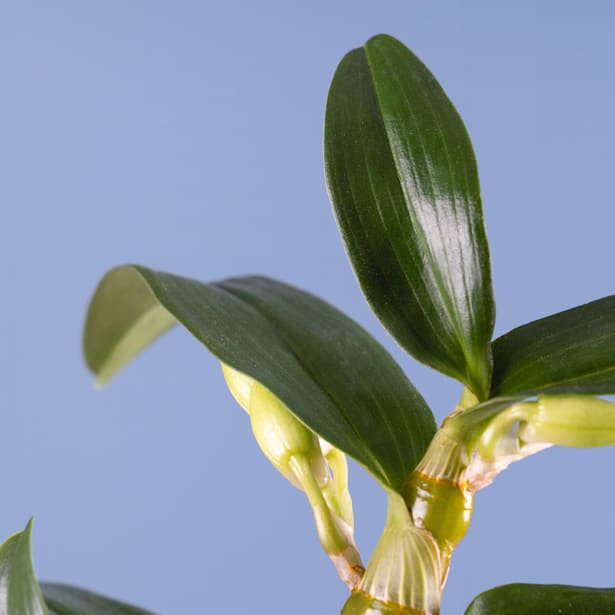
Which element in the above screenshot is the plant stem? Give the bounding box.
[342,491,442,615]
[402,428,474,583]
[290,455,364,589]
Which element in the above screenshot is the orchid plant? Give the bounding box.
[2,33,615,615]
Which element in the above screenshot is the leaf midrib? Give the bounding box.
[363,43,474,382]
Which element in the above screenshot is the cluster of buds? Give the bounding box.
[220,365,615,613]
[221,364,364,588]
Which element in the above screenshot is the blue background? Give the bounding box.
[2,2,615,613]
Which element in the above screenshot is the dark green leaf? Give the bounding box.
[492,296,615,396]
[324,34,494,400]
[41,584,156,615]
[84,265,436,488]
[0,519,48,615]
[465,583,615,614]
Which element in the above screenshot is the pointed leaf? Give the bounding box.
[41,584,156,615]
[492,296,615,396]
[0,519,48,615]
[0,522,155,615]
[84,266,436,488]
[465,583,615,615]
[324,34,494,399]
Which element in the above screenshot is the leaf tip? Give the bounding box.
[365,32,398,45]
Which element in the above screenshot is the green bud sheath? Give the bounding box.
[249,382,324,479]
[222,364,363,588]
[402,429,473,579]
[221,363,253,413]
[224,366,329,489]
[403,474,472,578]
[343,492,441,615]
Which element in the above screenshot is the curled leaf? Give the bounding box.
[84,266,436,489]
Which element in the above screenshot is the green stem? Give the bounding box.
[290,455,349,555]
[402,428,474,582]
[342,491,442,615]
[321,447,353,526]
[386,488,412,528]
[290,455,364,589]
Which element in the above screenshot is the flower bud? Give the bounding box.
[220,363,363,588]
[458,395,615,492]
[248,380,329,489]
[475,395,615,460]
[519,395,615,448]
[223,363,328,488]
[221,363,253,413]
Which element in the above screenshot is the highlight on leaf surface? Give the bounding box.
[83,265,436,489]
[492,295,615,397]
[325,33,495,400]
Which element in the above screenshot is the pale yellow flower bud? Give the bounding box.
[220,363,363,588]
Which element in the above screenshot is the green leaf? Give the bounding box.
[324,34,494,400]
[41,584,156,615]
[464,583,615,614]
[0,519,48,615]
[84,265,436,489]
[0,520,156,615]
[492,296,615,397]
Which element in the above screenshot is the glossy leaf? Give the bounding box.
[465,583,615,614]
[492,296,615,396]
[84,265,436,488]
[0,519,48,615]
[42,584,156,615]
[325,34,494,400]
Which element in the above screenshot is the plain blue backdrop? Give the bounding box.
[2,2,615,613]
